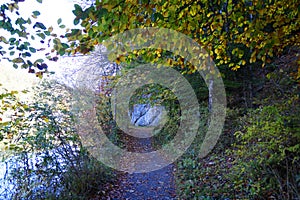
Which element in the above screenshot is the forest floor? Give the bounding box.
[99,127,177,200]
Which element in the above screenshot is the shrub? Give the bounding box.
[229,97,300,199]
[0,81,115,199]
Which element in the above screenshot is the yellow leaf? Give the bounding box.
[179,11,184,19]
[35,72,43,79]
[232,48,238,55]
[167,59,173,66]
[145,18,151,26]
[115,57,121,65]
[207,12,213,17]
[250,51,256,63]
[232,65,240,71]
[268,50,273,57]
[41,116,49,122]
[48,26,53,32]
[214,48,220,54]
[190,6,197,16]
[163,11,169,18]
[120,56,126,62]
[115,55,126,65]
[103,4,114,12]
[238,51,244,58]
[296,68,300,79]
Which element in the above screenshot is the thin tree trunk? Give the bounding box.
[208,77,214,113]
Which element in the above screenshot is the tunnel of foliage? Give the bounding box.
[0,0,299,199]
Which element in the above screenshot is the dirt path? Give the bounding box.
[105,127,177,200]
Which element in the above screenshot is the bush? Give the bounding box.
[58,149,115,200]
[174,107,238,199]
[95,94,125,148]
[0,81,115,199]
[228,97,300,199]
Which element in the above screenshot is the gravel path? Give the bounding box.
[104,127,177,200]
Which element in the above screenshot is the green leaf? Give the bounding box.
[0,36,8,44]
[153,13,164,21]
[33,22,46,30]
[44,31,50,36]
[9,38,16,43]
[61,43,69,49]
[73,18,80,26]
[57,18,62,25]
[58,48,65,56]
[16,18,27,26]
[36,0,42,3]
[53,38,61,45]
[21,63,29,69]
[37,33,46,39]
[97,8,108,18]
[73,4,83,18]
[35,59,44,63]
[12,58,24,63]
[59,25,66,29]
[32,11,41,16]
[23,52,31,57]
[24,42,30,47]
[74,4,82,12]
[27,18,32,24]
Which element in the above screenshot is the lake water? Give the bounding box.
[0,146,79,199]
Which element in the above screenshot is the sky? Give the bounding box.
[0,0,78,91]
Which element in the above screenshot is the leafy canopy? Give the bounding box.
[0,0,299,76]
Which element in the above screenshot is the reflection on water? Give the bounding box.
[0,146,78,199]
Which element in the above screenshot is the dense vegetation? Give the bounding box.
[0,0,299,199]
[175,48,300,199]
[0,81,115,199]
